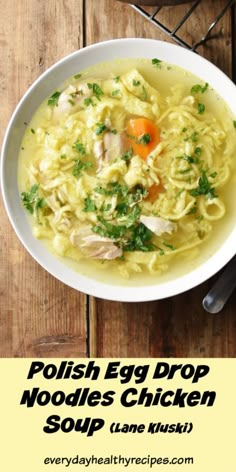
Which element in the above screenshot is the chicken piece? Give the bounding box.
[46,194,60,212]
[103,131,124,162]
[53,82,92,120]
[70,227,122,260]
[140,215,176,236]
[94,131,125,172]
[93,140,105,172]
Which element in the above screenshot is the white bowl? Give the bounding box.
[1,38,236,302]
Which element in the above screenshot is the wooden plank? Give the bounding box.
[86,0,236,357]
[0,0,87,357]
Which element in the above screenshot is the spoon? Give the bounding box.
[202,256,236,313]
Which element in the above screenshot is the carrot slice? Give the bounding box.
[126,117,160,160]
[146,183,165,203]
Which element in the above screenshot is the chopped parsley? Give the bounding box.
[31,128,35,134]
[163,242,175,250]
[190,171,218,199]
[87,82,104,101]
[191,83,209,94]
[84,97,94,107]
[94,122,107,135]
[233,120,236,128]
[209,171,217,178]
[113,76,120,83]
[183,154,199,164]
[47,91,61,106]
[141,86,147,101]
[152,58,162,68]
[111,89,120,96]
[198,103,205,114]
[72,160,93,177]
[21,184,46,215]
[194,147,202,156]
[187,202,197,215]
[73,141,86,155]
[89,183,157,253]
[124,223,154,252]
[60,154,67,159]
[83,196,96,212]
[121,148,133,162]
[103,203,112,212]
[136,133,151,145]
[133,79,141,86]
[184,131,198,143]
[93,216,126,240]
[74,73,82,79]
[111,129,117,134]
[94,182,128,197]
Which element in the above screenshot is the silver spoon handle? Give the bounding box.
[202,256,236,313]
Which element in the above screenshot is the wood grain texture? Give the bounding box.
[0,0,87,357]
[87,0,236,357]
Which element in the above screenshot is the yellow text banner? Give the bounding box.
[0,359,235,471]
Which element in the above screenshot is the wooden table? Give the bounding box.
[0,0,236,358]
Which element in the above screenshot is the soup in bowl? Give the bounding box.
[1,39,236,301]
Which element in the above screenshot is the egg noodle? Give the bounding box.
[19,59,236,279]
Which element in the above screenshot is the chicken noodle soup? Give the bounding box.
[18,58,236,281]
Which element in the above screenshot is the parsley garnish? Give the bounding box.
[121,148,133,162]
[194,147,202,156]
[184,131,199,143]
[21,184,46,215]
[94,182,128,197]
[74,73,82,79]
[191,83,208,94]
[93,216,126,240]
[72,160,93,177]
[190,131,198,142]
[83,196,96,212]
[84,97,94,107]
[141,86,147,101]
[31,128,35,134]
[111,129,117,134]
[87,82,104,101]
[152,58,162,68]
[198,103,205,114]
[187,205,197,215]
[163,242,175,250]
[133,79,141,86]
[190,171,218,199]
[47,91,61,106]
[94,122,107,135]
[113,76,120,83]
[111,89,120,96]
[136,133,151,145]
[124,223,154,252]
[183,154,199,164]
[233,120,236,128]
[73,141,86,155]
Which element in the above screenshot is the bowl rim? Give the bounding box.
[1,38,236,302]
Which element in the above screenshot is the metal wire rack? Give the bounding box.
[131,0,235,51]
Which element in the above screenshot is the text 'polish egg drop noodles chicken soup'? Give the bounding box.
[18,58,236,284]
